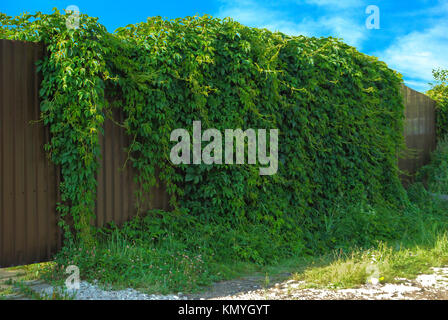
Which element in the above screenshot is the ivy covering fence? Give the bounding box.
[0,10,408,260]
[428,68,448,139]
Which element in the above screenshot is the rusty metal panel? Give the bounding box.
[95,108,170,228]
[0,39,60,267]
[398,84,437,184]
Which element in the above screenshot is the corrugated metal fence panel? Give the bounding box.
[95,109,170,228]
[0,39,60,268]
[398,84,437,184]
[0,39,169,267]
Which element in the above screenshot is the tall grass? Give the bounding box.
[295,234,448,288]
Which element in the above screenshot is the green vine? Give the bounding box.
[1,10,407,257]
[427,68,448,139]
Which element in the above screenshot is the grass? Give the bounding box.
[6,190,448,297]
[0,282,15,298]
[31,194,448,295]
[6,227,448,297]
[293,233,448,289]
[0,269,73,300]
[8,279,74,300]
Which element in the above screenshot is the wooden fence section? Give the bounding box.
[0,40,61,267]
[398,85,437,184]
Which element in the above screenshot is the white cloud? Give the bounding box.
[216,0,367,48]
[216,0,448,92]
[309,16,366,47]
[377,21,448,92]
[217,0,278,26]
[393,0,448,18]
[303,0,362,8]
[403,79,431,93]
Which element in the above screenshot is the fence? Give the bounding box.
[0,39,438,267]
[95,108,170,228]
[399,84,437,185]
[0,40,61,267]
[0,39,169,267]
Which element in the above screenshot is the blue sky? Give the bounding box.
[2,0,448,92]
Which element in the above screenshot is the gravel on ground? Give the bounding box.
[3,266,448,300]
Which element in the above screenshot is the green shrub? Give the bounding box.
[427,68,448,139]
[417,134,448,195]
[109,15,407,259]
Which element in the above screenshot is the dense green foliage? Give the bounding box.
[45,138,448,292]
[1,10,408,265]
[46,185,448,292]
[417,134,448,195]
[299,139,448,289]
[427,68,448,139]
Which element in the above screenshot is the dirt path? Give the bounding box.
[187,267,448,300]
[185,272,292,300]
[0,268,29,300]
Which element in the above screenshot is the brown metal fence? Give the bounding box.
[0,39,439,267]
[0,40,168,267]
[95,109,170,228]
[0,40,61,267]
[398,84,437,184]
